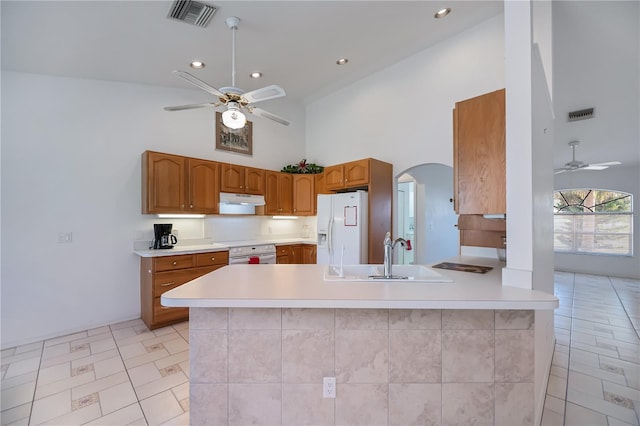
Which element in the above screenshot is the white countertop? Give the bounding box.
[161,257,558,310]
[134,238,316,257]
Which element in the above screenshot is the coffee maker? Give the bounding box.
[153,224,177,249]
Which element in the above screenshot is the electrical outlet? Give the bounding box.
[323,377,336,398]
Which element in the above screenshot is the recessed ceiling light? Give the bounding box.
[434,8,451,18]
[190,60,205,69]
[336,58,349,65]
[250,72,262,78]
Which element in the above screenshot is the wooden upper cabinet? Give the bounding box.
[142,151,186,213]
[292,174,315,216]
[343,159,369,187]
[220,163,245,193]
[187,159,219,214]
[324,165,345,190]
[315,173,330,196]
[453,89,506,215]
[244,167,265,195]
[324,159,370,190]
[265,171,293,215]
[142,151,220,214]
[220,164,265,195]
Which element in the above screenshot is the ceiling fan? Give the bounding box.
[164,16,289,128]
[554,141,621,174]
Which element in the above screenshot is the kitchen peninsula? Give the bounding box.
[162,258,558,425]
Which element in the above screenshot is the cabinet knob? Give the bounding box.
[190,204,193,208]
[172,261,177,265]
[211,257,215,261]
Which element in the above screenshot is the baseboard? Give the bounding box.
[535,335,556,425]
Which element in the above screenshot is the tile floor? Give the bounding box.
[541,272,639,426]
[1,272,638,425]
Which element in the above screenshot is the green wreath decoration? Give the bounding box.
[281,159,324,174]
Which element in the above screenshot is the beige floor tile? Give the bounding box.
[70,348,119,370]
[567,383,638,424]
[154,350,189,370]
[84,403,145,425]
[109,318,146,331]
[36,363,70,386]
[541,408,565,426]
[38,400,102,426]
[123,347,171,370]
[128,362,162,388]
[40,347,91,369]
[34,369,96,400]
[0,402,31,425]
[162,338,189,355]
[159,411,189,425]
[68,332,114,349]
[567,371,604,398]
[30,390,71,425]
[41,343,70,360]
[70,371,129,400]
[13,341,43,355]
[89,337,117,355]
[1,381,36,411]
[0,371,37,390]
[171,382,189,403]
[544,394,566,415]
[98,381,138,415]
[93,355,126,380]
[3,356,40,379]
[118,342,147,360]
[139,390,184,426]
[44,331,88,347]
[135,371,188,401]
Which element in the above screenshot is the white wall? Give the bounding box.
[305,14,505,175]
[554,164,640,279]
[0,71,306,348]
[400,164,459,264]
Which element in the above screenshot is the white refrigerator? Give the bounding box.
[316,191,368,265]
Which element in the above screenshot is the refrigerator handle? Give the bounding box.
[328,217,334,259]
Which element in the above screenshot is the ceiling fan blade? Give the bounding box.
[554,168,569,175]
[248,107,290,126]
[242,85,286,104]
[164,102,219,111]
[587,161,622,167]
[173,70,225,98]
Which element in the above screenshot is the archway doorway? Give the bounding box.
[396,163,459,264]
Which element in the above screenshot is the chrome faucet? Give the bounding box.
[383,232,409,278]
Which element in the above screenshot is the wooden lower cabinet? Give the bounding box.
[276,244,316,264]
[302,245,317,264]
[140,251,229,329]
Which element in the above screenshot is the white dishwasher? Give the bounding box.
[228,244,277,264]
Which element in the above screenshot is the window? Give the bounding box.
[554,189,633,256]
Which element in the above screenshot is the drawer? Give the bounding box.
[195,251,229,267]
[153,266,216,295]
[153,297,188,323]
[154,255,195,272]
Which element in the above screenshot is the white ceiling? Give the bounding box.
[1,1,503,104]
[2,1,638,169]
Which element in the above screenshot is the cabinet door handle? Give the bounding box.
[160,282,176,287]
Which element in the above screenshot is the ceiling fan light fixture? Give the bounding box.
[222,102,246,129]
[336,58,349,65]
[250,72,262,78]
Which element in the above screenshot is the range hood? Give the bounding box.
[219,192,265,214]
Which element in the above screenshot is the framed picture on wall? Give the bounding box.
[215,112,253,156]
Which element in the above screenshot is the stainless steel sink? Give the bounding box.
[323,264,453,283]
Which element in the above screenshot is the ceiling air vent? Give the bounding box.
[167,0,217,28]
[568,107,595,122]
